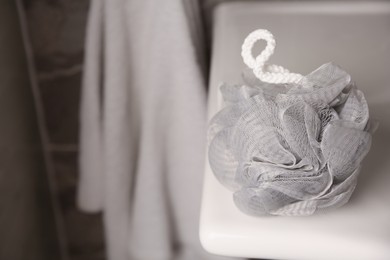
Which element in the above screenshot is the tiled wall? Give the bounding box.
[23,1,106,259]
[0,1,61,259]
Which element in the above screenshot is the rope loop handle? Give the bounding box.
[241,29,304,84]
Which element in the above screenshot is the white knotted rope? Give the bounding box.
[241,29,304,84]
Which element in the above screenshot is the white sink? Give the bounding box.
[200,1,390,260]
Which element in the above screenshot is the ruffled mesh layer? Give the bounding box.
[208,63,373,216]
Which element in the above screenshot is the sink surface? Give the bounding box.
[200,1,390,259]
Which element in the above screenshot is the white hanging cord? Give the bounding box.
[241,29,304,84]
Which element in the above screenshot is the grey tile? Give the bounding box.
[0,1,62,259]
[66,208,106,259]
[24,0,89,72]
[21,1,105,259]
[39,73,82,144]
[23,0,90,145]
[51,151,106,260]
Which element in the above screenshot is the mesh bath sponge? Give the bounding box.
[208,29,375,216]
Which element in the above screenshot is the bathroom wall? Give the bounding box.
[22,0,106,259]
[0,1,61,259]
[17,1,229,259]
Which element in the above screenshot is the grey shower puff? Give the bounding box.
[208,63,373,216]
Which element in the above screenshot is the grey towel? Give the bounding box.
[77,0,240,259]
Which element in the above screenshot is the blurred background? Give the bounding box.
[1,1,103,259]
[2,0,390,260]
[1,0,219,260]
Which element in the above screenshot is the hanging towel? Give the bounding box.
[77,0,241,259]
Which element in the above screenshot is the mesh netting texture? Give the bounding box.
[208,62,374,216]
